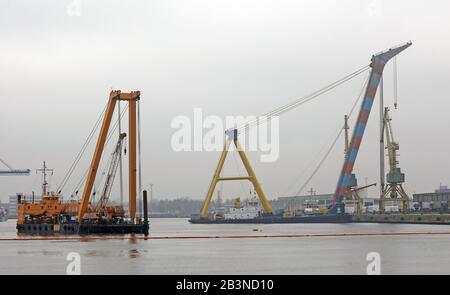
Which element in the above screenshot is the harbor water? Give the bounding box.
[1,218,450,274]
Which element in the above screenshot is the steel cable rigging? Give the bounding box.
[294,74,370,196]
[55,101,129,197]
[72,103,129,197]
[56,103,108,194]
[234,64,370,134]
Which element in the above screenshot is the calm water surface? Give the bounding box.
[1,218,450,274]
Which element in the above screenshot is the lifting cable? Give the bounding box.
[92,143,116,200]
[73,103,129,197]
[56,103,108,194]
[71,103,129,197]
[293,58,401,195]
[235,65,370,133]
[293,73,370,196]
[393,56,398,109]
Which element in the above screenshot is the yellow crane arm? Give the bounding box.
[383,107,398,173]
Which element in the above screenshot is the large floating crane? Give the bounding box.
[331,42,412,213]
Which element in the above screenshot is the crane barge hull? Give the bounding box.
[189,214,352,224]
[16,223,149,235]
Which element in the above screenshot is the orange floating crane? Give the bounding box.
[17,90,148,234]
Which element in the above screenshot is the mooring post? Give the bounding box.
[143,190,149,236]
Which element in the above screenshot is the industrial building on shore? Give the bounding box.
[413,185,450,211]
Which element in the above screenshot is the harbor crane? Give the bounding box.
[331,42,412,213]
[0,158,30,176]
[379,107,409,212]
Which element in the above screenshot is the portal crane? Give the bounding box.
[331,42,412,213]
[379,107,409,212]
[0,158,30,176]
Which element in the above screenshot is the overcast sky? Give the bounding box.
[1,0,449,203]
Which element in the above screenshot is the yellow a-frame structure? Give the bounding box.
[200,129,273,217]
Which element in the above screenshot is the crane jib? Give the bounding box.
[332,42,412,209]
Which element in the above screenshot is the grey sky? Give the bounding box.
[1,0,449,203]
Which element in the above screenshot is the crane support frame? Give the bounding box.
[200,129,273,217]
[332,42,412,210]
[78,90,140,222]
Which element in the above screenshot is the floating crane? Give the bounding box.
[379,107,409,212]
[331,42,412,213]
[0,158,30,176]
[17,90,148,235]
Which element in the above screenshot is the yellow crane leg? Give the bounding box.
[128,99,137,222]
[234,139,273,214]
[200,140,231,217]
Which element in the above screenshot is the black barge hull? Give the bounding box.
[17,223,149,235]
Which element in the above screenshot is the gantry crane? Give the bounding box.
[379,107,409,212]
[331,42,412,213]
[77,90,141,223]
[0,158,30,176]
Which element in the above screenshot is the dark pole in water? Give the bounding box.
[143,190,149,236]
